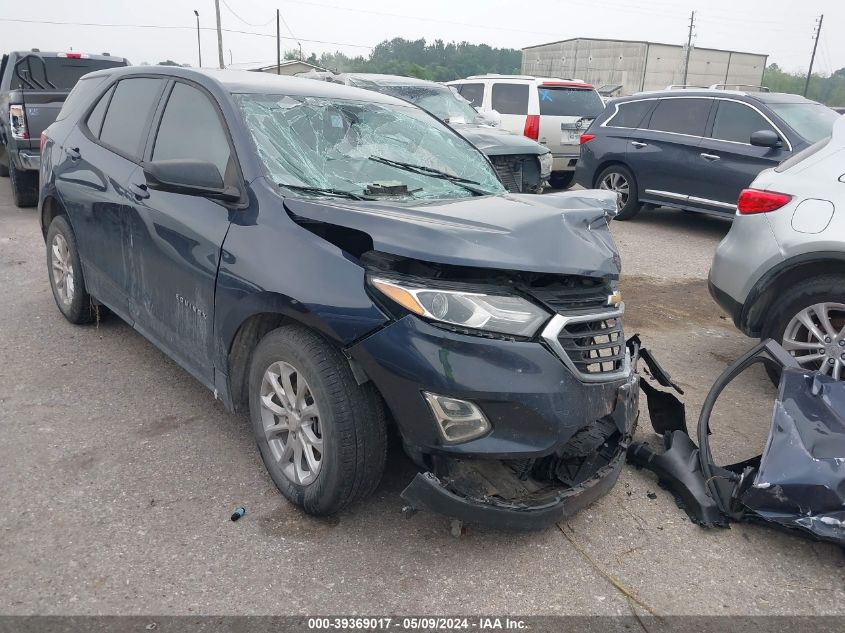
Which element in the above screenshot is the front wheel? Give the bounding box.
[597,165,642,220]
[762,275,845,383]
[248,325,387,515]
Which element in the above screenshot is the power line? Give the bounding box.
[220,0,275,27]
[0,17,373,49]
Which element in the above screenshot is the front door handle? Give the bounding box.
[128,182,150,200]
[700,153,720,161]
[64,147,81,160]
[631,141,648,149]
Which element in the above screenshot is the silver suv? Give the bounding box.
[709,117,845,379]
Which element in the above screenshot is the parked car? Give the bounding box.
[446,75,605,189]
[709,116,845,380]
[0,50,128,207]
[832,106,845,115]
[39,67,639,527]
[575,88,841,220]
[298,72,552,194]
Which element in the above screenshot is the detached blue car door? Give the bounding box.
[691,98,791,211]
[122,80,237,388]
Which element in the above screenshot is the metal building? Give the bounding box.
[521,38,768,96]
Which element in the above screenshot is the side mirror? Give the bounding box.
[750,130,783,148]
[143,159,240,202]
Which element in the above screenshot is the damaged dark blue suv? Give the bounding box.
[39,67,638,528]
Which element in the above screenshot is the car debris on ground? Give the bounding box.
[629,339,845,547]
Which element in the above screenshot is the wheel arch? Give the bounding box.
[40,194,68,240]
[743,252,845,336]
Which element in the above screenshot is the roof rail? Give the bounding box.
[665,84,708,90]
[709,83,770,92]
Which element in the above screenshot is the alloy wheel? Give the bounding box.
[259,361,323,485]
[782,302,845,380]
[599,172,629,210]
[51,234,75,305]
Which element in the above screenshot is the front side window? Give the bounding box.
[152,82,232,179]
[99,78,164,158]
[606,100,654,128]
[711,101,775,143]
[647,98,711,136]
[491,84,529,115]
[236,94,504,200]
[456,83,484,108]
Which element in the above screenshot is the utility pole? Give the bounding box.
[804,14,823,97]
[276,9,281,74]
[214,0,224,69]
[682,10,696,85]
[193,10,202,68]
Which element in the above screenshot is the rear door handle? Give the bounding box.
[631,141,648,149]
[128,182,150,200]
[64,147,81,160]
[700,153,720,161]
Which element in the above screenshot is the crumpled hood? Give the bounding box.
[452,123,548,157]
[284,189,621,279]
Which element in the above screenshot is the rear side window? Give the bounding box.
[711,101,775,143]
[85,85,113,137]
[537,87,604,117]
[56,75,109,122]
[99,78,164,159]
[152,82,232,179]
[491,84,529,115]
[607,100,654,128]
[456,83,484,108]
[647,98,711,136]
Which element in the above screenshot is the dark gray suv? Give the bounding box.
[575,89,840,220]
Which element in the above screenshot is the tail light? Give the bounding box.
[523,114,540,141]
[737,189,792,214]
[57,52,86,59]
[580,134,596,144]
[9,105,29,140]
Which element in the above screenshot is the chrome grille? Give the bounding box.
[558,315,624,375]
[541,307,628,382]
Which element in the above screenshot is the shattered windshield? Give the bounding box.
[236,94,504,200]
[370,84,480,125]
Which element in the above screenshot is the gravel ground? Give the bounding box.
[0,178,842,617]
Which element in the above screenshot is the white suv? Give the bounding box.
[709,116,845,380]
[446,75,605,188]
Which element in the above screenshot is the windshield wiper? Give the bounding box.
[368,155,494,196]
[279,184,368,201]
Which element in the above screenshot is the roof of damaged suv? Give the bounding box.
[82,66,411,106]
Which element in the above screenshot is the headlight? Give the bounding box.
[370,277,549,337]
[538,151,553,179]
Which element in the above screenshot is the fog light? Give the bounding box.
[423,392,491,443]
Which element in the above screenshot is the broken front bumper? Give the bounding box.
[400,376,637,530]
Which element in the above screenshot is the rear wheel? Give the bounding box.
[597,165,641,220]
[762,276,845,383]
[549,172,574,189]
[249,325,387,515]
[46,215,97,324]
[9,160,38,207]
[0,148,9,177]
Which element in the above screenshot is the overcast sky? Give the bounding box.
[0,0,840,74]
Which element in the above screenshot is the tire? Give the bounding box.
[9,160,38,207]
[596,164,642,220]
[549,172,575,189]
[762,275,845,384]
[46,215,98,324]
[248,325,387,515]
